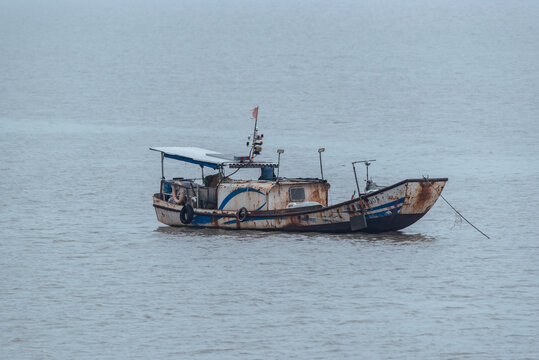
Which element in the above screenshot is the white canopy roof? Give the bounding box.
[150,146,279,170]
[150,146,235,169]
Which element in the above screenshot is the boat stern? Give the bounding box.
[153,194,183,226]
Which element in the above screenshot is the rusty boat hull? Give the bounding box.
[152,178,448,233]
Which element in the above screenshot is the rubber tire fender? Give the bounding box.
[180,204,194,224]
[237,207,249,222]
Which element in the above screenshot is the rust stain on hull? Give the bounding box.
[403,180,447,214]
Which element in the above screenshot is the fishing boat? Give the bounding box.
[150,108,447,233]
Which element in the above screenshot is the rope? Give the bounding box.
[422,176,490,239]
[216,167,241,187]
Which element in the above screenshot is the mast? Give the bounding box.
[248,106,263,161]
[249,106,259,161]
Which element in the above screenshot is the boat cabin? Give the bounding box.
[150,146,330,212]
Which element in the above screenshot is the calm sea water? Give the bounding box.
[1,0,538,358]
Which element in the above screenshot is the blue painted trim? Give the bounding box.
[218,187,265,210]
[366,198,404,213]
[366,206,402,219]
[163,153,219,169]
[191,214,213,225]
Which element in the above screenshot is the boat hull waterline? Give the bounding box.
[153,178,447,233]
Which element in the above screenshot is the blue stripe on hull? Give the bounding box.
[365,198,404,213]
[191,214,212,225]
[218,188,265,210]
[183,197,404,227]
[366,206,402,219]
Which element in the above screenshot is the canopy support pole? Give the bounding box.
[161,153,164,179]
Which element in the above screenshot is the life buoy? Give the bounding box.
[171,183,185,204]
[180,204,194,224]
[237,207,249,222]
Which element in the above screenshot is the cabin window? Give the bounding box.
[289,187,305,202]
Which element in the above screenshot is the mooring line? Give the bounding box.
[422,175,490,239]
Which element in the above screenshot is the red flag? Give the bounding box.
[252,106,258,120]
